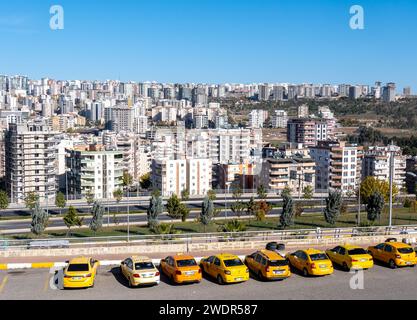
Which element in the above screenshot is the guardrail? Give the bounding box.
[1,225,417,251]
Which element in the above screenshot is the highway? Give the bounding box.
[1,263,416,300]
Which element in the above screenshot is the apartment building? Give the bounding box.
[104,105,134,132]
[271,110,288,129]
[5,119,58,204]
[66,144,124,200]
[249,110,268,128]
[260,156,316,196]
[151,158,212,197]
[287,118,328,147]
[363,145,406,190]
[309,141,363,193]
[217,162,257,191]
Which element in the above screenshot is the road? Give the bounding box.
[1,263,416,300]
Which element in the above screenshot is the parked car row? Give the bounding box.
[61,238,417,289]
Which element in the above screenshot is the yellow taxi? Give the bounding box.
[120,256,160,287]
[368,239,417,269]
[160,254,202,284]
[200,253,249,284]
[63,257,99,289]
[245,250,291,281]
[286,249,334,277]
[326,245,374,271]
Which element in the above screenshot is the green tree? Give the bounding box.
[231,185,245,218]
[256,200,271,222]
[360,176,398,204]
[281,186,292,198]
[140,173,152,190]
[113,188,123,216]
[257,185,268,200]
[122,171,133,188]
[0,190,9,213]
[55,192,66,215]
[147,193,164,231]
[166,194,189,221]
[366,192,385,222]
[30,201,49,236]
[154,223,179,235]
[200,196,214,233]
[219,220,247,233]
[303,186,314,200]
[280,194,294,229]
[324,190,343,225]
[85,189,95,206]
[246,197,257,218]
[207,190,217,201]
[25,192,39,210]
[89,201,104,235]
[181,189,190,201]
[63,206,83,236]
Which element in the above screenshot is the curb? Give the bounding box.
[0,256,248,271]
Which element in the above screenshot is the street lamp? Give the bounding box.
[388,144,396,228]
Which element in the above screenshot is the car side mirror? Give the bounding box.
[65,260,69,264]
[121,261,125,265]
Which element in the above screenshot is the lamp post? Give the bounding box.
[388,144,396,228]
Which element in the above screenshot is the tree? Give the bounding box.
[257,185,268,200]
[154,223,179,235]
[166,194,189,221]
[200,196,214,233]
[25,192,39,210]
[207,190,217,201]
[281,186,292,198]
[30,200,49,236]
[0,190,9,213]
[303,186,314,200]
[85,190,95,206]
[147,193,164,231]
[280,194,294,229]
[89,201,104,235]
[219,220,247,233]
[246,197,257,218]
[181,189,190,202]
[140,173,152,190]
[360,176,398,204]
[113,188,123,216]
[256,201,271,221]
[122,171,133,188]
[366,192,385,222]
[324,190,343,225]
[55,192,66,215]
[63,206,83,236]
[231,185,245,218]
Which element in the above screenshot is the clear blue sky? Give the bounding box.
[0,0,416,89]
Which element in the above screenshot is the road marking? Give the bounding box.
[0,276,9,294]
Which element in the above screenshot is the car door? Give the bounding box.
[300,252,309,270]
[337,247,347,266]
[328,246,340,264]
[212,257,222,277]
[204,256,215,276]
[383,244,393,263]
[254,253,263,273]
[373,244,384,260]
[125,259,134,280]
[162,257,172,276]
[121,259,128,278]
[292,251,302,270]
[245,254,255,271]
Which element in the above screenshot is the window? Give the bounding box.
[214,258,221,267]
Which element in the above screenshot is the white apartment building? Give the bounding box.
[249,110,268,128]
[67,145,124,200]
[271,110,288,128]
[5,119,58,204]
[363,145,406,190]
[310,141,363,193]
[151,158,212,197]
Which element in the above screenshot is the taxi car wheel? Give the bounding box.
[389,260,397,269]
[258,271,264,281]
[343,262,350,271]
[303,268,309,277]
[217,275,224,285]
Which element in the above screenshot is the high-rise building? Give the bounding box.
[66,144,124,200]
[258,84,270,101]
[382,82,396,103]
[249,110,268,128]
[271,110,288,128]
[403,87,412,97]
[297,105,309,118]
[272,85,285,101]
[309,141,363,193]
[151,158,212,197]
[287,118,327,147]
[363,145,406,190]
[5,119,58,204]
[104,105,134,132]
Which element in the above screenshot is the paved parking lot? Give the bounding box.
[1,262,417,300]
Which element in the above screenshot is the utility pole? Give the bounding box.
[388,144,395,228]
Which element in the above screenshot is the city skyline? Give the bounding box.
[1,0,417,88]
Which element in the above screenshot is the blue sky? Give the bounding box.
[0,0,416,89]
